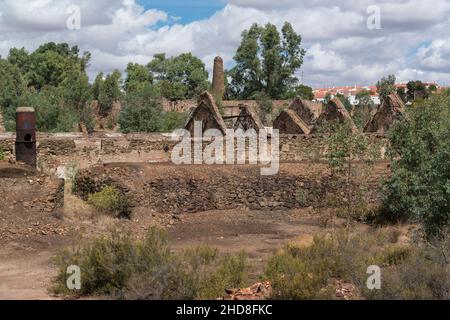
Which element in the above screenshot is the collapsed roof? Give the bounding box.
[313,98,358,133]
[233,104,265,132]
[273,109,312,135]
[289,98,323,127]
[364,93,406,134]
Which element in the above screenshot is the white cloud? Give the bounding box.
[0,0,450,87]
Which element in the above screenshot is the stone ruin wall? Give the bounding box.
[0,132,388,175]
[162,99,291,116]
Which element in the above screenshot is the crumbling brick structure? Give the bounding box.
[273,109,312,135]
[364,93,406,134]
[233,104,265,132]
[185,91,227,135]
[289,98,323,127]
[212,56,225,100]
[313,98,358,132]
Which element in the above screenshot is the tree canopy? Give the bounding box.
[228,22,306,100]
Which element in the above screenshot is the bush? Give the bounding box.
[88,186,132,219]
[53,228,249,300]
[0,149,4,161]
[383,92,450,236]
[118,84,164,133]
[266,228,450,300]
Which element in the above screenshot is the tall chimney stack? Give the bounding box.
[212,56,225,100]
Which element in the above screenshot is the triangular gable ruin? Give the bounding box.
[364,93,406,134]
[233,104,265,132]
[273,109,312,135]
[313,98,357,133]
[289,98,323,127]
[184,91,227,135]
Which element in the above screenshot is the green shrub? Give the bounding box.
[266,228,450,300]
[0,149,4,161]
[88,186,132,219]
[383,92,450,236]
[53,228,249,300]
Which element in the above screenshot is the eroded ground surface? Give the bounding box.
[0,162,389,300]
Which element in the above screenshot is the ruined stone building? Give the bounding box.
[184,91,227,135]
[273,98,323,135]
[273,109,312,135]
[313,98,358,133]
[233,105,265,132]
[289,98,323,127]
[364,92,406,134]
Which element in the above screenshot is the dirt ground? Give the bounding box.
[0,162,389,300]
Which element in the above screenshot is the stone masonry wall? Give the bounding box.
[0,132,387,174]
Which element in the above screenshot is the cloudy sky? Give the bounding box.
[1,0,450,88]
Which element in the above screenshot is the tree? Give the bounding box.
[407,80,428,102]
[0,59,26,130]
[397,87,407,103]
[324,122,380,227]
[356,90,374,107]
[92,72,104,100]
[282,84,314,100]
[7,47,31,75]
[23,43,90,90]
[147,53,209,100]
[383,92,450,237]
[228,22,306,99]
[18,86,78,132]
[376,75,396,102]
[118,85,164,133]
[124,63,153,94]
[61,67,94,131]
[98,70,122,116]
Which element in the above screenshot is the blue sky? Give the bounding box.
[138,0,225,24]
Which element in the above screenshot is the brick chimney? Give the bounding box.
[212,56,225,100]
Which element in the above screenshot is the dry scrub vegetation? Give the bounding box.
[52,226,450,300]
[53,227,248,300]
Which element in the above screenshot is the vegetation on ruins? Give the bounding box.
[376,74,397,102]
[383,91,450,237]
[323,122,380,226]
[0,148,4,161]
[53,228,248,300]
[228,22,307,100]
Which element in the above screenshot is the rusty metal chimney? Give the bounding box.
[15,107,37,168]
[212,56,225,100]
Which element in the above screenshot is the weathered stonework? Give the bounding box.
[273,110,312,135]
[233,105,265,132]
[185,91,227,135]
[313,98,358,133]
[364,93,406,134]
